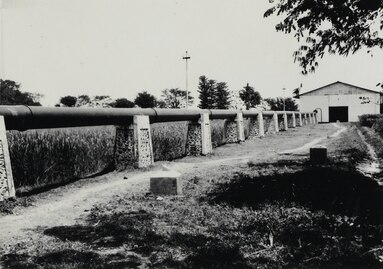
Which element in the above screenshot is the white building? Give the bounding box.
[300,81,382,122]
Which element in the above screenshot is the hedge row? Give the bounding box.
[358,114,383,127]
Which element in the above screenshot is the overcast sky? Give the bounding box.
[1,0,383,106]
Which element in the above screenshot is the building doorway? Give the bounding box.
[329,106,348,122]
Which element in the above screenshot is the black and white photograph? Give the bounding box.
[0,0,382,268]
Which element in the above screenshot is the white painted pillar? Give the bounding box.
[236,112,245,142]
[292,112,296,127]
[0,116,15,200]
[258,112,265,137]
[273,112,279,133]
[298,113,303,127]
[283,112,288,131]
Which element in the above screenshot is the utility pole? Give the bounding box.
[182,51,190,109]
[283,87,286,111]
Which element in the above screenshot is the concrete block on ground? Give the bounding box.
[150,171,182,195]
[310,146,327,164]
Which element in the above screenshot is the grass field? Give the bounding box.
[2,133,382,268]
[7,120,249,194]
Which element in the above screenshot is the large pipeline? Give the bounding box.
[0,106,311,131]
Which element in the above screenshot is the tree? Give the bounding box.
[239,83,262,110]
[160,88,194,109]
[264,0,383,76]
[134,91,157,108]
[0,79,42,106]
[110,98,135,108]
[92,95,112,108]
[215,82,231,109]
[264,97,298,111]
[198,76,216,109]
[76,95,92,107]
[60,96,77,107]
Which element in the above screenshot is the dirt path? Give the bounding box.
[356,128,382,177]
[0,123,344,253]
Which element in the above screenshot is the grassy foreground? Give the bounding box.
[2,125,382,268]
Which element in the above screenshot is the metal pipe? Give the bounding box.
[0,105,307,131]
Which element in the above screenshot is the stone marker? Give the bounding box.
[310,146,327,164]
[150,170,182,195]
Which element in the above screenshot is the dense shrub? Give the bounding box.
[358,114,383,127]
[372,118,383,134]
[8,119,248,193]
[7,126,115,193]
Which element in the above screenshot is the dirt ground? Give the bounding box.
[0,122,381,268]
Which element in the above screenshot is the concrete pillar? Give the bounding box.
[258,112,265,137]
[185,113,213,156]
[283,112,289,131]
[0,116,15,201]
[225,112,245,143]
[298,113,303,127]
[248,117,259,139]
[114,115,154,170]
[292,112,296,128]
[309,113,313,124]
[273,112,279,133]
[304,113,308,125]
[313,113,318,124]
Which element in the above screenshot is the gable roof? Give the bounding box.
[299,81,382,96]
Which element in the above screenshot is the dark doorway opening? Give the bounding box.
[329,106,348,122]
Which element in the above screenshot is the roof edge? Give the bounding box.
[299,81,382,96]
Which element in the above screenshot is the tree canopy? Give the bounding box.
[264,97,298,111]
[0,79,42,106]
[110,98,135,108]
[198,76,216,109]
[134,91,157,108]
[264,0,383,75]
[59,96,77,107]
[198,76,231,109]
[215,82,231,109]
[239,83,262,110]
[160,88,194,109]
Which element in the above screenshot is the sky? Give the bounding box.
[1,0,383,106]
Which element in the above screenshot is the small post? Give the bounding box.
[309,113,313,124]
[186,113,213,156]
[273,112,279,133]
[150,170,182,195]
[236,112,245,142]
[0,116,15,200]
[298,113,303,127]
[304,113,308,125]
[313,113,318,124]
[114,115,154,170]
[292,112,296,128]
[310,146,327,164]
[283,112,288,131]
[258,112,265,137]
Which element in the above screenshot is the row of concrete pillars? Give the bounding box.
[0,111,317,200]
[114,111,318,170]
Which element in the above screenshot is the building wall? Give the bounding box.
[300,83,380,122]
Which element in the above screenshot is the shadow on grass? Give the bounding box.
[44,210,163,254]
[1,249,142,269]
[207,167,383,224]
